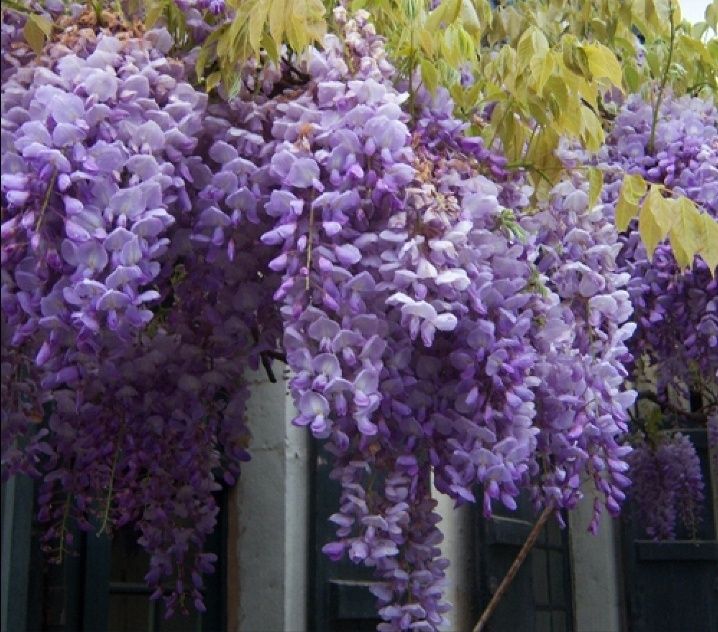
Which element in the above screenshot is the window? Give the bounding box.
[473,492,574,632]
[1,480,227,632]
[621,427,717,632]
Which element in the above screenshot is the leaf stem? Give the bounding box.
[648,0,676,154]
[35,168,57,233]
[98,431,124,536]
[305,200,315,291]
[56,492,73,564]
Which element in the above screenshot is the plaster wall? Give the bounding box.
[233,371,309,632]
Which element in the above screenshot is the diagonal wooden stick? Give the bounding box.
[472,502,556,632]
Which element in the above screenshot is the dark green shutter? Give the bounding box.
[308,440,381,632]
[472,492,574,632]
[621,428,718,632]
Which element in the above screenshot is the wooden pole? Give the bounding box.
[472,502,556,632]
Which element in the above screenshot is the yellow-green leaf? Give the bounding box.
[638,194,664,260]
[669,197,706,269]
[531,50,555,94]
[460,0,481,36]
[248,0,270,55]
[700,212,718,275]
[420,58,439,94]
[268,0,287,44]
[145,0,166,29]
[517,26,549,62]
[588,167,603,209]
[580,105,604,151]
[205,71,222,93]
[647,189,677,236]
[583,42,624,91]
[623,174,648,204]
[23,16,47,55]
[426,0,462,32]
[615,174,647,231]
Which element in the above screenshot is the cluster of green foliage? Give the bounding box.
[14,0,718,271]
[170,0,718,271]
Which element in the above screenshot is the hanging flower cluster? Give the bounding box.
[596,95,718,539]
[2,1,714,629]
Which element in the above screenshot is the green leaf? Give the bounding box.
[145,0,166,29]
[262,31,279,62]
[195,47,210,81]
[420,58,439,94]
[669,197,705,270]
[700,212,718,275]
[678,34,712,65]
[645,47,662,79]
[623,62,642,92]
[615,174,647,231]
[707,0,718,31]
[248,0,270,55]
[588,167,603,209]
[205,71,222,93]
[23,14,48,55]
[29,13,52,38]
[582,42,624,91]
[638,189,664,260]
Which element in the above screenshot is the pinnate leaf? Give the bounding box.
[24,14,52,54]
[638,187,665,260]
[668,198,707,270]
[587,167,603,209]
[583,42,624,91]
[700,213,718,275]
[615,174,647,231]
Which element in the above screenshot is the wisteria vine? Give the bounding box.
[1,1,716,629]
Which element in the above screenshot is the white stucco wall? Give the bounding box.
[231,383,624,632]
[233,370,309,632]
[569,486,624,632]
[435,493,474,632]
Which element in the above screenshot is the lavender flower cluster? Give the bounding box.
[525,174,636,531]
[1,19,261,615]
[597,95,717,540]
[599,95,718,398]
[252,8,635,628]
[627,433,705,540]
[0,3,650,629]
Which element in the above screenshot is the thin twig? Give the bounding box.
[472,502,555,632]
[636,390,710,425]
[98,430,124,536]
[305,200,316,291]
[35,168,57,233]
[648,0,676,154]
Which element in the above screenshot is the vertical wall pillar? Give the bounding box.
[569,485,623,632]
[231,370,309,632]
[435,489,474,632]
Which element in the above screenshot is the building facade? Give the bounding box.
[2,371,716,631]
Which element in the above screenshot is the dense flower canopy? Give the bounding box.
[1,1,716,629]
